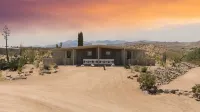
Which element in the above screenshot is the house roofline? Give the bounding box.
[51,45,144,51]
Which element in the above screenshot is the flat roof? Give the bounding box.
[51,45,144,51]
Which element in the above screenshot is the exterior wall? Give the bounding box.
[50,47,155,66]
[73,49,76,65]
[101,48,122,65]
[121,49,125,65]
[52,50,65,65]
[52,50,73,65]
[43,58,54,66]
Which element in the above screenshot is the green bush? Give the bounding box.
[17,67,22,73]
[185,48,200,65]
[138,73,156,90]
[18,57,27,68]
[8,58,19,71]
[192,84,200,100]
[134,65,140,72]
[192,84,200,94]
[0,59,8,70]
[141,66,147,73]
[124,65,130,69]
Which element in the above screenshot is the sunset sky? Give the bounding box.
[1,0,200,46]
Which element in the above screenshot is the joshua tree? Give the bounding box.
[78,32,83,46]
[2,25,10,62]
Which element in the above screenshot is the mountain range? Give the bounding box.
[45,40,127,48]
[41,40,200,51]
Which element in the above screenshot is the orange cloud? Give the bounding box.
[1,0,200,31]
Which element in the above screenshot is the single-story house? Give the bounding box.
[45,45,155,66]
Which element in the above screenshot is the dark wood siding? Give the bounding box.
[76,48,97,65]
[101,48,122,65]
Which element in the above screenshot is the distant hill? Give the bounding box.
[37,40,200,50]
[45,40,127,48]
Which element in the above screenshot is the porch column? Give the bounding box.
[98,46,100,66]
[123,48,126,66]
[64,50,67,66]
[72,49,75,65]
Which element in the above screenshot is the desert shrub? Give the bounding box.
[192,84,200,99]
[138,73,156,90]
[141,66,147,73]
[44,65,50,70]
[134,65,140,72]
[186,48,200,61]
[17,67,22,73]
[162,52,167,64]
[0,59,8,70]
[18,57,27,68]
[192,84,200,94]
[21,49,36,64]
[52,63,58,69]
[185,48,200,65]
[5,56,27,71]
[8,58,19,71]
[34,60,40,68]
[124,65,130,69]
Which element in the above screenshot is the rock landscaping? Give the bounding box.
[153,62,198,86]
[157,88,200,101]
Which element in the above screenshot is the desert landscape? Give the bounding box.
[1,0,200,111]
[0,66,200,112]
[0,41,200,112]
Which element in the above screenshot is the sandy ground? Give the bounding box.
[161,67,200,91]
[0,66,200,112]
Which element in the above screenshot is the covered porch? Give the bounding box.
[75,45,124,66]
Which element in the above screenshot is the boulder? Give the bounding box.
[127,76,134,80]
[42,70,51,74]
[148,86,157,95]
[52,69,58,73]
[29,70,33,73]
[175,91,183,96]
[25,73,31,76]
[163,89,170,94]
[189,94,194,98]
[157,89,164,94]
[133,74,139,77]
[12,75,27,80]
[170,89,179,94]
[143,91,149,95]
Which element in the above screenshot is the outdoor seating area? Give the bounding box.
[83,59,114,66]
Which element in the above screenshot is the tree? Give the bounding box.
[2,25,10,62]
[60,42,62,48]
[56,44,59,48]
[78,32,83,46]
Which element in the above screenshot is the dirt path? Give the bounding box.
[161,67,200,91]
[0,66,200,112]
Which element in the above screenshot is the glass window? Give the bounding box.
[127,51,131,59]
[106,51,111,55]
[87,51,92,56]
[67,51,71,58]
